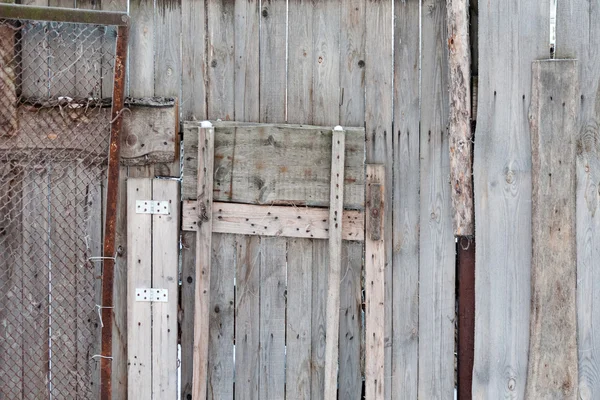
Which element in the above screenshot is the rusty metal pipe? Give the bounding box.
[100,23,128,400]
[0,3,129,25]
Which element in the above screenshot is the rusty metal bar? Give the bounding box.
[0,3,129,26]
[457,236,475,400]
[100,24,128,400]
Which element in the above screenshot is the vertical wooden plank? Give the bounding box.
[234,0,260,122]
[21,18,48,99]
[365,164,385,400]
[526,59,578,399]
[155,0,181,98]
[181,230,196,400]
[207,0,235,121]
[286,238,312,400]
[181,0,207,121]
[151,180,179,398]
[126,178,152,400]
[259,0,286,123]
[392,0,420,398]
[364,3,393,397]
[310,239,328,400]
[0,23,17,137]
[419,0,455,398]
[258,237,286,400]
[323,127,346,399]
[235,235,260,400]
[49,164,78,399]
[0,165,23,399]
[21,169,50,399]
[556,2,600,398]
[48,23,77,98]
[128,0,155,98]
[207,234,235,399]
[192,125,215,399]
[472,0,550,397]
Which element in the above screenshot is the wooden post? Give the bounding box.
[447,0,472,236]
[192,122,215,399]
[324,126,346,399]
[365,164,385,400]
[526,59,578,399]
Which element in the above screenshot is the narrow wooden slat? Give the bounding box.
[526,59,578,399]
[365,164,385,400]
[233,0,259,122]
[151,180,179,398]
[154,0,181,98]
[472,0,550,396]
[391,0,420,397]
[419,0,455,398]
[235,235,260,400]
[126,178,152,400]
[192,125,215,399]
[310,240,328,399]
[286,238,312,399]
[323,127,345,399]
[556,2,600,397]
[181,0,207,121]
[180,230,196,400]
[128,0,154,98]
[182,201,364,241]
[21,20,48,99]
[258,237,286,399]
[207,234,235,399]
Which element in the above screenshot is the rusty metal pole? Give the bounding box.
[100,22,129,400]
[457,236,475,399]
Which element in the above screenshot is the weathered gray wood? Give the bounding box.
[234,0,259,122]
[324,128,346,399]
[0,24,17,137]
[181,0,206,121]
[311,239,328,400]
[21,21,48,99]
[259,237,286,399]
[472,0,550,397]
[391,0,420,397]
[128,0,154,98]
[182,123,365,208]
[447,0,473,236]
[286,238,313,400]
[365,164,385,400]
[419,0,455,398]
[154,0,181,98]
[526,59,578,399]
[180,230,196,400]
[151,180,179,398]
[207,233,235,400]
[235,235,260,400]
[126,178,152,400]
[192,125,214,399]
[556,3,600,398]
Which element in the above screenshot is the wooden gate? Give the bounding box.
[180,121,385,399]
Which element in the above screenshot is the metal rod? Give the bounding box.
[0,3,129,26]
[457,236,475,400]
[100,23,128,400]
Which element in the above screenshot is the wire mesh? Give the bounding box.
[0,16,118,399]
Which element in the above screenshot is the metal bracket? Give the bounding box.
[135,288,169,302]
[135,200,170,215]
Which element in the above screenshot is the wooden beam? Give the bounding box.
[447,0,473,236]
[365,164,385,400]
[192,123,215,400]
[324,127,346,399]
[182,201,364,241]
[526,59,578,399]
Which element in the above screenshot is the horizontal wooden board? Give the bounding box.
[182,122,365,209]
[182,200,364,241]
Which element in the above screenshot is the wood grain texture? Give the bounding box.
[556,3,600,398]
[339,0,365,127]
[392,0,420,397]
[259,237,286,400]
[234,0,260,122]
[472,0,550,397]
[128,0,154,98]
[235,235,260,400]
[182,123,365,208]
[181,0,207,121]
[152,180,179,399]
[154,0,181,98]
[310,239,328,400]
[180,230,196,400]
[365,164,385,400]
[182,201,364,241]
[192,126,214,400]
[526,59,578,400]
[207,233,235,400]
[365,3,393,396]
[126,178,152,400]
[286,238,313,400]
[419,0,456,398]
[447,0,473,236]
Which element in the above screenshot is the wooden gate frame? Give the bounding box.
[185,121,386,399]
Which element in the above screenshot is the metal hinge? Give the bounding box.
[135,288,169,302]
[135,200,170,215]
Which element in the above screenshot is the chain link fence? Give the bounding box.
[0,13,120,398]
